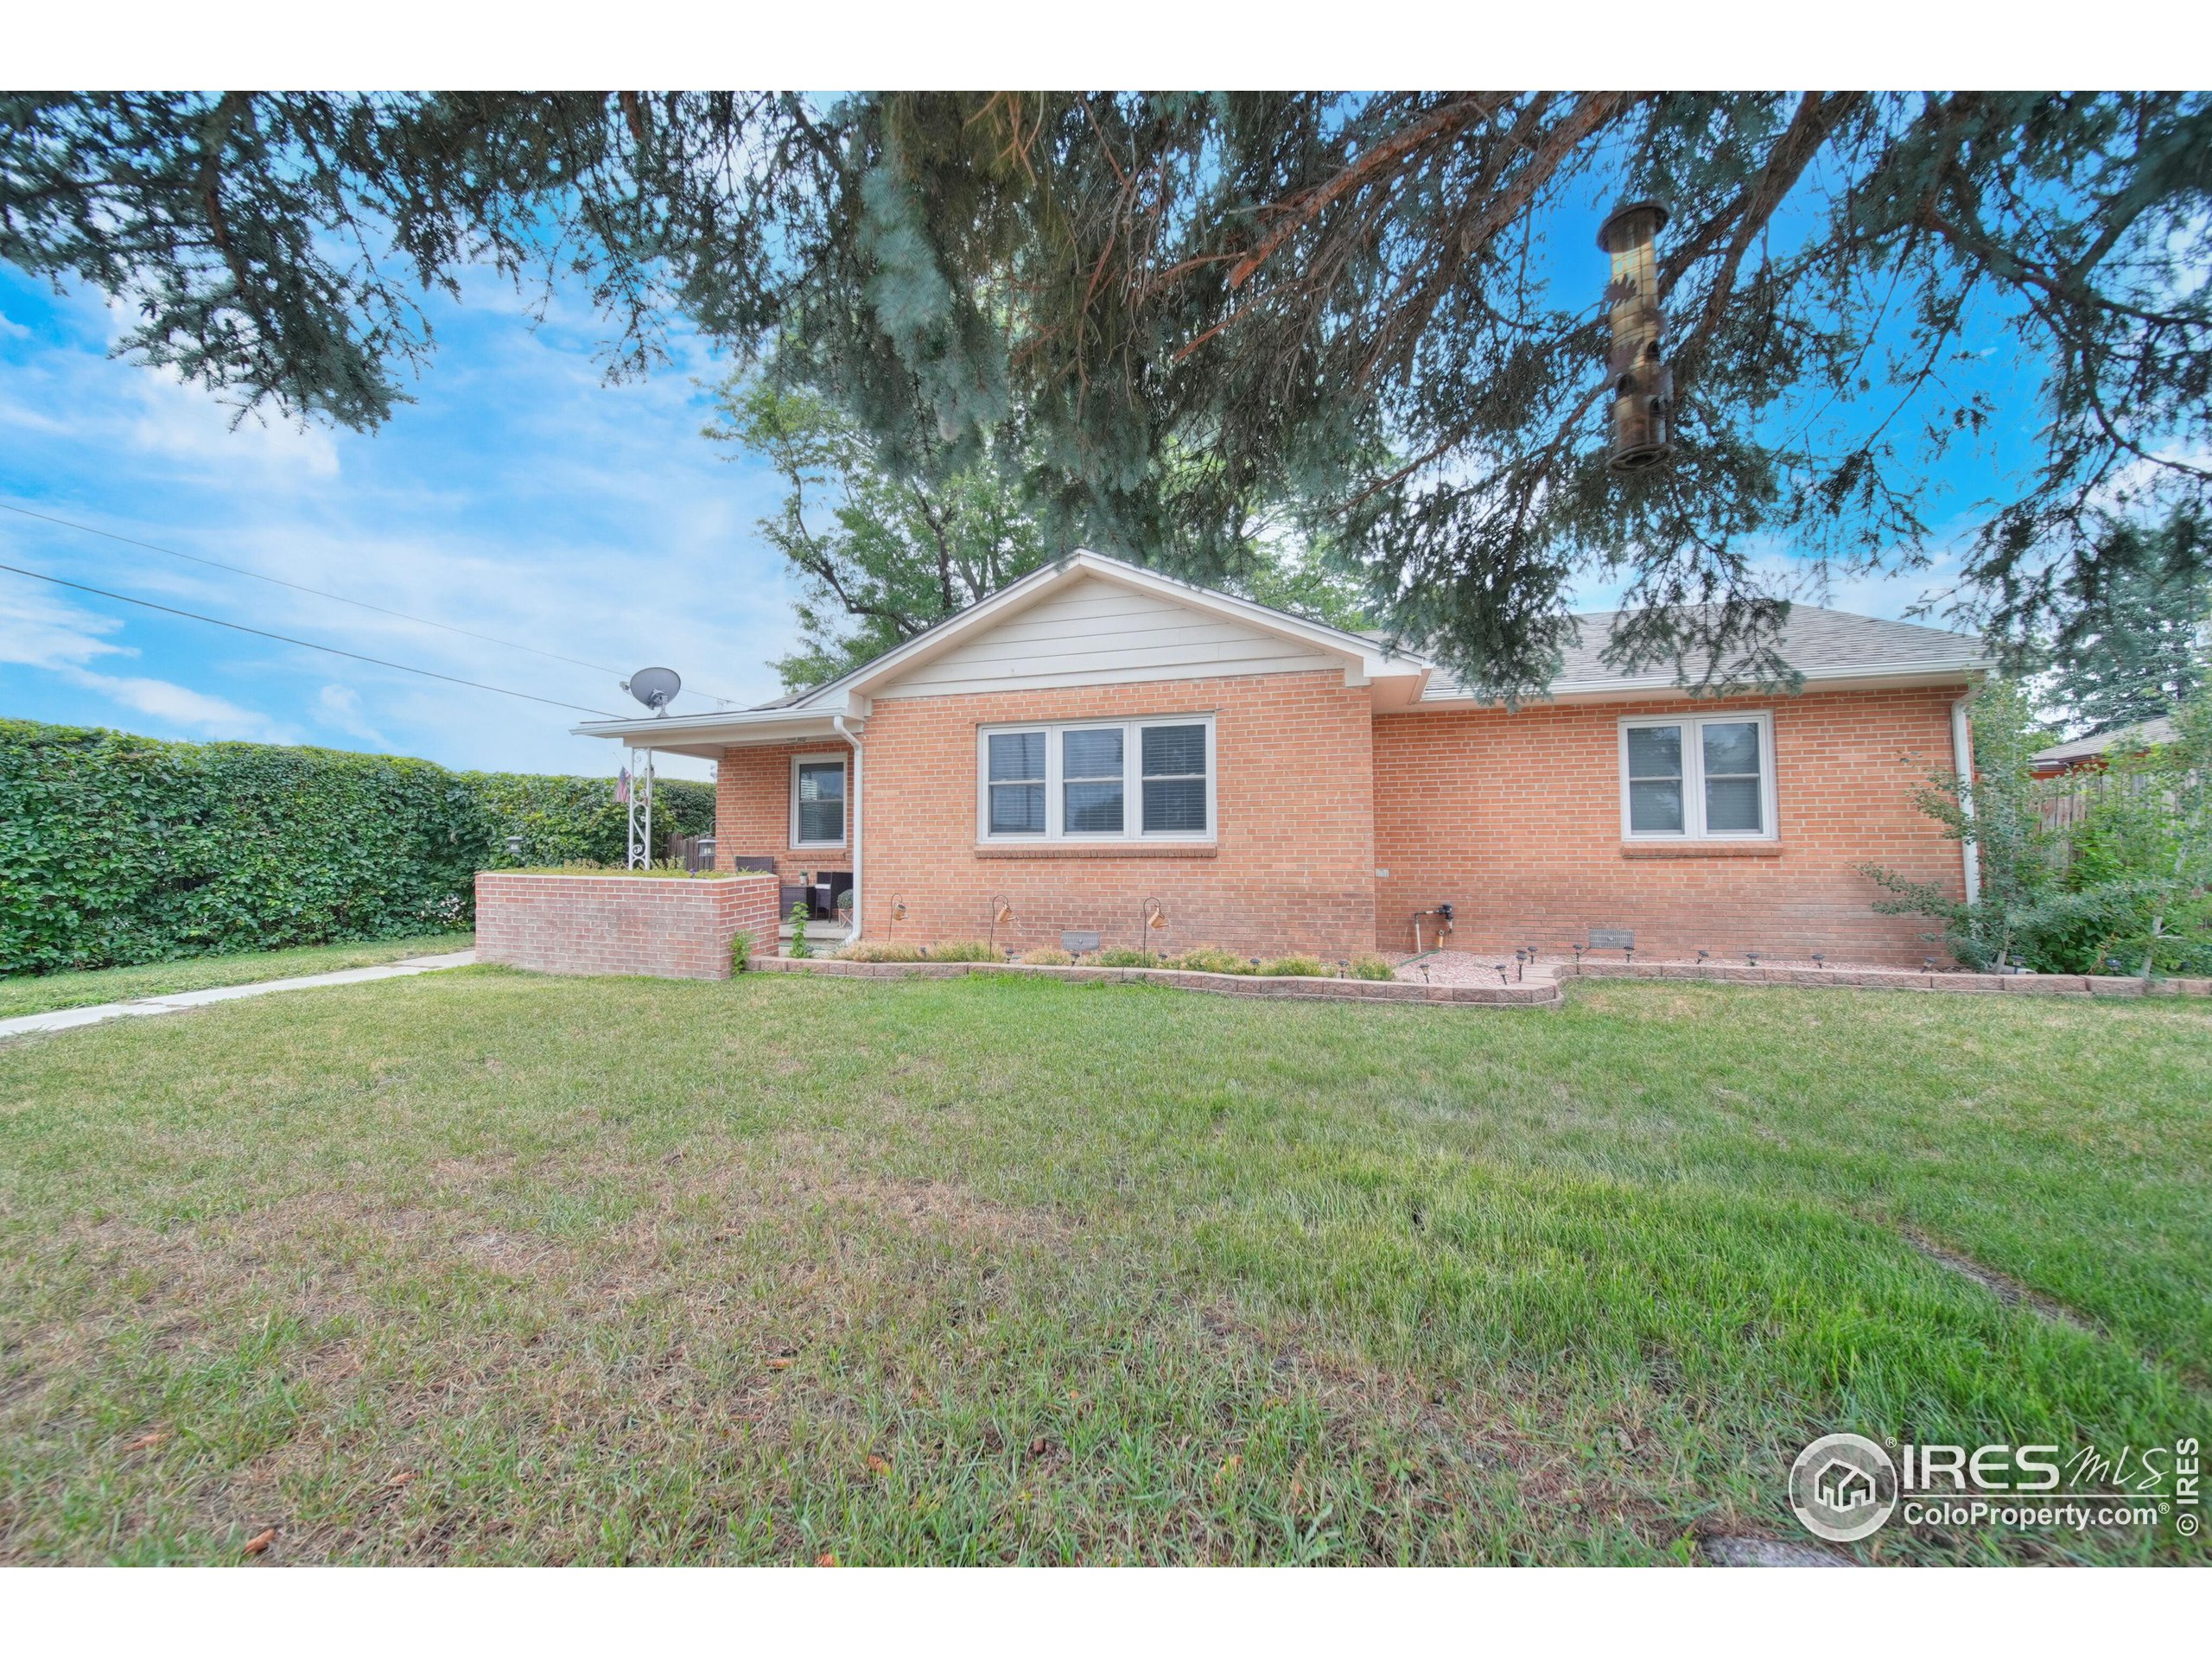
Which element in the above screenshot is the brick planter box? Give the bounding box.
[475,871,780,981]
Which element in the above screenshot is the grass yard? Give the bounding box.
[0,934,475,1020]
[0,968,2205,1565]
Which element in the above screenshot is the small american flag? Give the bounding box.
[614,766,631,804]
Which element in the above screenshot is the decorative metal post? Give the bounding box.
[626,746,657,869]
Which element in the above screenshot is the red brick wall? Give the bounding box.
[713,741,853,887]
[845,671,1377,960]
[1371,685,1973,965]
[475,872,780,980]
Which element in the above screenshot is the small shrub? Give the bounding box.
[787,903,810,959]
[1020,947,1074,965]
[730,931,753,974]
[836,941,924,963]
[1258,954,1326,977]
[926,938,997,963]
[1164,945,1253,975]
[531,862,731,878]
[1093,946,1151,967]
[1348,954,1398,981]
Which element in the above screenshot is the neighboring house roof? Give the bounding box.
[572,550,1988,756]
[2031,715,2180,772]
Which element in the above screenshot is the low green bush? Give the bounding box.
[524,863,734,878]
[730,931,753,974]
[1258,954,1327,977]
[1162,945,1255,975]
[1092,946,1153,967]
[1347,954,1399,981]
[923,939,999,963]
[836,941,925,963]
[1019,947,1074,965]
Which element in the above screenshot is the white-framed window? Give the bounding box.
[977,716,1216,843]
[1618,712,1777,840]
[791,752,848,848]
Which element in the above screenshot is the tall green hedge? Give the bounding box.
[0,719,715,975]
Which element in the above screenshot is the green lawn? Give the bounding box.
[0,934,474,1020]
[0,969,2204,1565]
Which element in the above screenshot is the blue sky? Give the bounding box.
[0,264,798,780]
[1,238,1998,783]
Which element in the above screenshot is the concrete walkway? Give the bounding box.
[0,950,477,1042]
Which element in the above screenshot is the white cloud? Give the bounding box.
[63,667,288,740]
[0,575,289,739]
[315,682,389,747]
[122,368,341,480]
[0,577,130,669]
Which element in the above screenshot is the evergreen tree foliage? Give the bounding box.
[2031,508,2210,734]
[8,91,2208,697]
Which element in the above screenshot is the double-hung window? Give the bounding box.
[985,730,1046,835]
[1619,713,1776,840]
[978,717,1214,842]
[791,753,848,848]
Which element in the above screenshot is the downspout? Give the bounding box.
[1950,697,1980,906]
[833,713,864,944]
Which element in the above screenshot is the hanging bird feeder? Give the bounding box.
[1597,200,1674,472]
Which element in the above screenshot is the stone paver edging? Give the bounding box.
[1565,959,2211,998]
[0,950,479,1042]
[750,954,1560,1007]
[751,952,2212,1008]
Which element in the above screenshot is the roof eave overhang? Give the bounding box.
[569,704,861,760]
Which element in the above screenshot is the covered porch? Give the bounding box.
[572,700,869,955]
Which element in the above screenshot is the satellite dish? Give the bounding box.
[622,666,681,715]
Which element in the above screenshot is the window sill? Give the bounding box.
[975,842,1219,860]
[1620,841,1784,858]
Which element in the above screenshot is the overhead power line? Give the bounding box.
[0,501,741,707]
[0,559,623,718]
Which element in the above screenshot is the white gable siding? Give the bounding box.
[872,575,1344,699]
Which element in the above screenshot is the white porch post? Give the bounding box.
[834,714,864,943]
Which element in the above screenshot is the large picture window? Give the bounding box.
[1618,714,1776,840]
[977,716,1215,843]
[791,753,848,848]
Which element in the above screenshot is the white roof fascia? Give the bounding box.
[1403,656,1991,709]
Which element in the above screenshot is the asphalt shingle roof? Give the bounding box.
[1412,604,1987,701]
[2031,715,2179,766]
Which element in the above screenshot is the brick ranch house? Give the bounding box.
[577,551,1990,965]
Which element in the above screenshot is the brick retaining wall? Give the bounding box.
[475,871,780,981]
